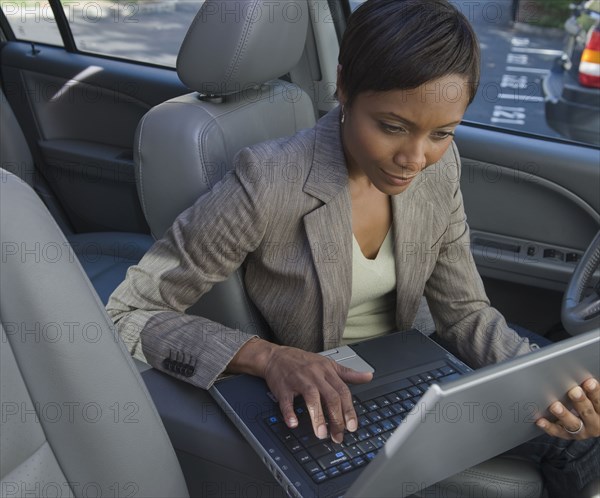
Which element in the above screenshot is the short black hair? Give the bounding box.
[338,0,480,106]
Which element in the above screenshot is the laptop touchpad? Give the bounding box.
[320,346,375,373]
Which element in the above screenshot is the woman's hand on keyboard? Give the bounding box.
[263,344,373,444]
[228,337,373,444]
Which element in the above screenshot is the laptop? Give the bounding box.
[210,328,600,498]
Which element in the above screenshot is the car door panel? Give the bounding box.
[455,125,600,332]
[1,41,189,233]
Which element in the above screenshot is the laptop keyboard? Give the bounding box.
[264,364,461,484]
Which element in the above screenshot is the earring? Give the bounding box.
[341,105,345,124]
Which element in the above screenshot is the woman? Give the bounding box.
[107,0,599,494]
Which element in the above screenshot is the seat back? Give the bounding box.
[0,86,36,187]
[135,0,316,337]
[0,170,189,497]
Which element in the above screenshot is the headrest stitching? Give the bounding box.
[224,0,261,86]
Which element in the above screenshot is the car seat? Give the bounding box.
[0,169,189,497]
[133,0,316,341]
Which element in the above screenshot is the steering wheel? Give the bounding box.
[561,230,600,335]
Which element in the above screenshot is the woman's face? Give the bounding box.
[338,74,471,195]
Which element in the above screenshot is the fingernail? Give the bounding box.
[552,403,564,415]
[586,379,598,390]
[536,420,547,429]
[570,387,584,400]
[287,417,298,427]
[347,418,357,432]
[317,425,327,439]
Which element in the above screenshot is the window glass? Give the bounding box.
[1,0,206,67]
[1,1,64,46]
[348,0,600,147]
[63,0,205,66]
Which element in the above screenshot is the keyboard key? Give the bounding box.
[439,373,462,383]
[409,375,423,384]
[266,415,280,425]
[356,428,370,441]
[299,432,322,448]
[380,419,395,432]
[343,432,358,445]
[366,412,382,423]
[369,436,385,449]
[312,472,327,483]
[365,452,377,461]
[339,461,353,473]
[378,406,394,419]
[375,396,391,407]
[330,442,345,454]
[295,451,312,465]
[390,403,405,415]
[408,386,423,397]
[352,456,367,467]
[344,445,363,458]
[367,423,383,436]
[291,421,314,438]
[391,414,405,426]
[317,451,348,470]
[285,439,303,453]
[358,415,371,427]
[277,431,295,444]
[401,400,415,411]
[326,466,341,478]
[417,383,429,392]
[363,400,379,411]
[352,399,368,416]
[440,365,456,375]
[357,440,376,453]
[308,442,334,460]
[421,372,434,382]
[295,406,306,416]
[397,389,412,400]
[430,369,444,378]
[385,392,402,403]
[303,460,321,475]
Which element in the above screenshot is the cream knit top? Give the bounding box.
[341,229,396,345]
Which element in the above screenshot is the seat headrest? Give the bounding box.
[177,0,309,96]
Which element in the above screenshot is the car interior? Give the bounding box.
[1,0,599,497]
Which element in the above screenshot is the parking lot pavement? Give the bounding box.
[465,23,564,139]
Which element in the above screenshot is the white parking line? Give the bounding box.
[497,94,544,102]
[491,118,526,125]
[511,48,563,56]
[511,37,530,47]
[506,66,550,74]
[507,53,528,64]
[491,105,526,126]
[501,74,528,89]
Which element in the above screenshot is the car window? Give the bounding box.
[1,0,206,66]
[1,0,64,45]
[347,0,600,148]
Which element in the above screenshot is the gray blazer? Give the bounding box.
[106,107,536,389]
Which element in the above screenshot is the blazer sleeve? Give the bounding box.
[423,143,539,368]
[106,148,273,389]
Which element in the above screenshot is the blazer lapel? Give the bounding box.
[302,107,353,350]
[303,197,352,350]
[392,177,435,330]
